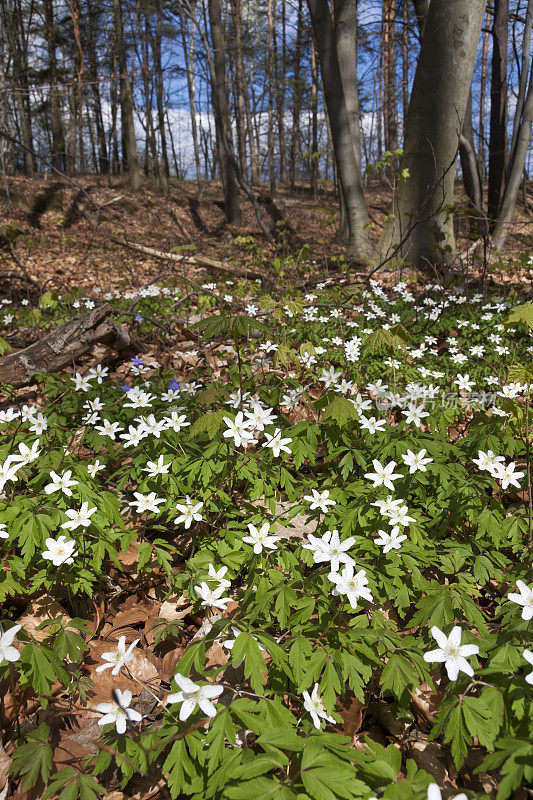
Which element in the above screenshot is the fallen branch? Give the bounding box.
[108,234,267,280]
[0,304,134,388]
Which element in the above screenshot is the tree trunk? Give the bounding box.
[510,0,533,156]
[67,0,85,174]
[411,0,428,36]
[154,0,170,181]
[479,17,491,181]
[401,0,409,139]
[289,0,304,188]
[379,0,486,268]
[1,0,35,174]
[43,0,66,172]
[307,0,372,260]
[178,8,202,185]
[0,21,13,207]
[335,0,366,243]
[267,0,275,194]
[112,0,142,190]
[487,0,509,220]
[382,0,397,152]
[493,39,533,248]
[277,0,287,184]
[459,89,485,230]
[229,0,249,181]
[310,39,319,194]
[207,0,242,223]
[86,0,108,173]
[242,19,260,185]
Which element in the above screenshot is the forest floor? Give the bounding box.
[0,174,532,300]
[1,175,533,800]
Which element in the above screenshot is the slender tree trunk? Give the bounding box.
[138,6,153,176]
[289,0,304,187]
[267,0,275,193]
[207,0,242,223]
[0,19,13,206]
[85,0,108,173]
[113,0,142,190]
[229,0,249,181]
[243,59,260,184]
[65,88,78,173]
[493,32,533,247]
[510,0,533,156]
[277,0,287,184]
[459,90,486,234]
[488,0,509,220]
[379,0,486,267]
[307,0,372,260]
[1,0,35,174]
[110,38,120,175]
[401,0,409,139]
[377,26,383,158]
[178,9,202,185]
[243,28,260,184]
[147,4,169,194]
[43,0,66,171]
[479,17,491,181]
[67,0,84,174]
[154,0,169,178]
[382,0,397,152]
[310,39,319,194]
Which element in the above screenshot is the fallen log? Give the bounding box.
[0,304,133,388]
[107,234,267,281]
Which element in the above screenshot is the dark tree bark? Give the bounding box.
[267,0,275,193]
[488,0,509,220]
[207,0,242,223]
[479,16,491,181]
[289,0,304,188]
[494,5,533,248]
[85,0,108,173]
[154,0,170,180]
[43,0,66,172]
[411,0,428,36]
[382,0,397,152]
[1,0,35,174]
[310,39,319,195]
[229,0,249,181]
[112,0,142,190]
[276,0,287,184]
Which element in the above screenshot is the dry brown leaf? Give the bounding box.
[18,595,74,642]
[408,741,449,786]
[0,744,11,793]
[158,594,191,622]
[338,695,364,741]
[86,641,160,707]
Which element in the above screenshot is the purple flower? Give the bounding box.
[134,313,144,323]
[169,379,181,392]
[121,382,132,393]
[131,355,144,367]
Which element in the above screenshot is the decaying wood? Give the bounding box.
[0,304,133,388]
